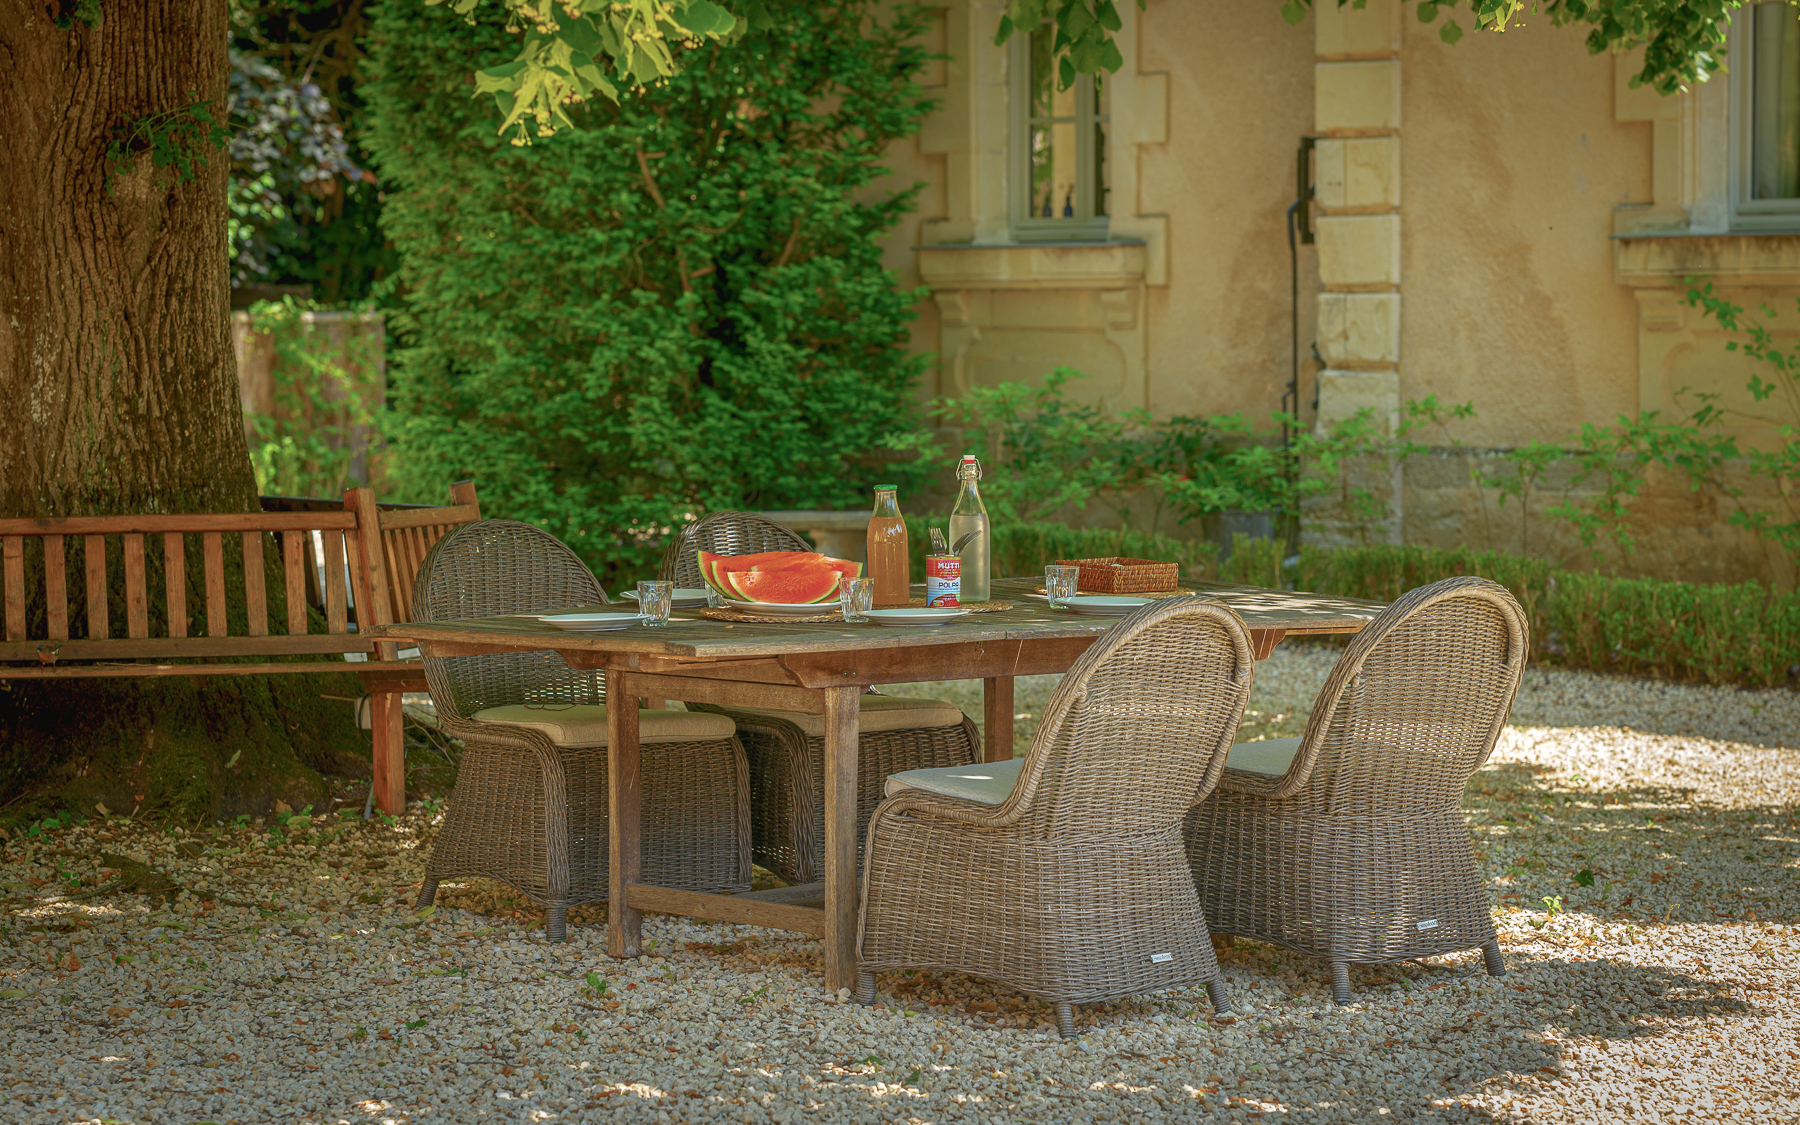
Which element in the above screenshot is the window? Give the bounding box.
[1733,2,1800,227]
[1009,24,1110,240]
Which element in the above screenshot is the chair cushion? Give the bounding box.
[469,705,735,747]
[884,757,1024,804]
[1227,736,1302,778]
[730,695,968,739]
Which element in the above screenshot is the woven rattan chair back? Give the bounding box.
[412,520,610,721]
[1273,576,1529,815]
[658,511,812,588]
[994,595,1257,837]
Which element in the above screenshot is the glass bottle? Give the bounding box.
[947,455,990,602]
[866,485,910,608]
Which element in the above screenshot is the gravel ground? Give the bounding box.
[2,647,1797,1124]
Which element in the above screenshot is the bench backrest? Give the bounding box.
[0,481,481,667]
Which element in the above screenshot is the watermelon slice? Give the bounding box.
[698,549,862,604]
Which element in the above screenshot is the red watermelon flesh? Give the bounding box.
[725,563,843,605]
[698,550,817,596]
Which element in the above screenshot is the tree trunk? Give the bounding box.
[0,2,367,825]
[0,0,253,519]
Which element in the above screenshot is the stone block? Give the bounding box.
[1317,292,1400,364]
[1313,137,1399,211]
[1317,214,1400,288]
[1315,368,1399,434]
[1316,60,1400,134]
[1315,0,1400,59]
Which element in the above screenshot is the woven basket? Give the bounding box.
[1052,556,1180,594]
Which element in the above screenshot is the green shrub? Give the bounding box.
[364,0,935,587]
[1291,542,1799,688]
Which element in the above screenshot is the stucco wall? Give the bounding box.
[1136,1,1319,421]
[1399,17,1650,445]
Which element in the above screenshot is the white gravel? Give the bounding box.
[3,646,1797,1123]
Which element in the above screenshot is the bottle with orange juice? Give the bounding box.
[866,485,910,608]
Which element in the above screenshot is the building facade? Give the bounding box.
[878,0,1799,588]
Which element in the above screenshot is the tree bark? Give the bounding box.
[0,2,367,825]
[0,0,255,520]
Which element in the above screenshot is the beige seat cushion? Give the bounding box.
[884,757,1023,804]
[1227,736,1302,778]
[730,695,968,739]
[470,705,735,747]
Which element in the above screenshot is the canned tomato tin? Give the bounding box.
[925,553,961,607]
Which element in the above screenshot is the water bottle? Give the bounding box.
[947,455,990,602]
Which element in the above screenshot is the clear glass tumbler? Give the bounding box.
[637,580,674,627]
[839,576,875,623]
[1044,565,1080,608]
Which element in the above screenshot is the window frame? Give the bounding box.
[1007,27,1111,242]
[1730,2,1800,230]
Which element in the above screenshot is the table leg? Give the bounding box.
[370,691,406,816]
[1250,629,1287,661]
[606,672,642,958]
[983,676,1015,763]
[822,685,860,991]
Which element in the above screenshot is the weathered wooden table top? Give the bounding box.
[368,577,1383,659]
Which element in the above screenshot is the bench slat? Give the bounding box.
[0,658,422,680]
[123,534,148,639]
[84,535,108,640]
[0,513,358,535]
[203,532,226,638]
[243,532,267,637]
[283,531,308,635]
[164,533,186,639]
[1,634,379,663]
[45,535,67,641]
[2,537,23,642]
[323,530,348,634]
[378,504,479,531]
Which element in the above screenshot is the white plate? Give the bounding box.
[1058,595,1153,617]
[536,612,647,632]
[861,608,970,627]
[622,588,712,608]
[722,597,840,617]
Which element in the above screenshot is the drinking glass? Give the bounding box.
[839,576,875,623]
[636,580,674,627]
[1044,565,1080,608]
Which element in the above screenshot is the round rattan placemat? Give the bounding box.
[698,598,1013,625]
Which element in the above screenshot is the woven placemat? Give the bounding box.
[698,598,1013,625]
[1033,586,1186,599]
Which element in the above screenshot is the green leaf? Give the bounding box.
[1574,869,1595,887]
[1280,0,1307,25]
[0,989,27,999]
[1439,18,1464,44]
[414,904,436,920]
[679,0,738,37]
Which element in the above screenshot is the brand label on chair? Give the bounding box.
[1149,952,1174,963]
[1416,919,1440,931]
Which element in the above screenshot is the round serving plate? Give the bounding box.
[537,612,648,632]
[623,587,712,608]
[1058,595,1152,617]
[721,597,841,617]
[861,608,970,628]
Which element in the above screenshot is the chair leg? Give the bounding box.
[1054,1002,1076,1039]
[855,971,876,1006]
[415,879,438,909]
[1329,961,1352,1006]
[1481,939,1506,978]
[546,904,568,943]
[1206,977,1234,1018]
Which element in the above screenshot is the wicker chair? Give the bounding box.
[660,510,980,883]
[412,520,752,941]
[1183,576,1529,1005]
[855,596,1257,1038]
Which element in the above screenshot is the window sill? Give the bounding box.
[1613,230,1800,286]
[916,241,1147,290]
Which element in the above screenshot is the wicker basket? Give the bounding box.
[1052,556,1180,594]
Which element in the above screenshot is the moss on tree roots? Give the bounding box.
[0,669,370,829]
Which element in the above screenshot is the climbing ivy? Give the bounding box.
[105,93,230,192]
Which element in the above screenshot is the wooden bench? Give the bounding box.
[0,482,480,815]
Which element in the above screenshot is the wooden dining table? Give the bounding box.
[368,576,1383,991]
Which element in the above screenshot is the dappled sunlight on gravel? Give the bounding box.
[0,646,1795,1122]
